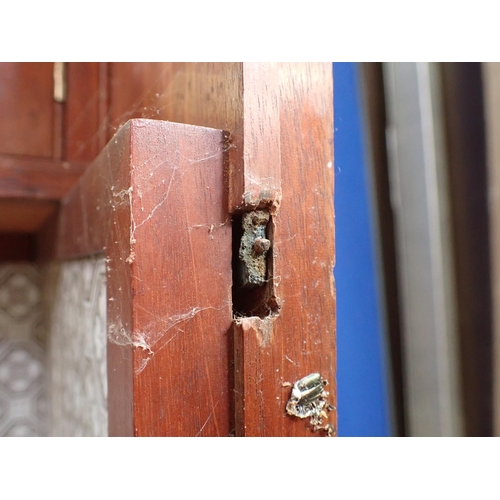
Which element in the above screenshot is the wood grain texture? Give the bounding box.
[65,62,109,162]
[38,63,336,436]
[234,63,336,436]
[40,119,233,436]
[109,63,282,212]
[0,63,54,157]
[0,154,87,200]
[109,63,336,436]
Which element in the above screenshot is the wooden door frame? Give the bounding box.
[37,63,335,436]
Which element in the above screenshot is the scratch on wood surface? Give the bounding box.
[179,146,227,164]
[132,166,177,232]
[195,401,220,436]
[188,219,229,232]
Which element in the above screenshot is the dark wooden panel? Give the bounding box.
[42,64,336,437]
[129,121,232,436]
[0,63,54,157]
[0,234,36,262]
[109,63,336,436]
[234,64,336,436]
[41,119,233,436]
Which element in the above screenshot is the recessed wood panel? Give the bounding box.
[0,63,54,157]
[65,63,108,162]
[0,154,87,200]
[234,64,336,436]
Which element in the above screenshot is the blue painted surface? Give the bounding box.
[334,62,393,436]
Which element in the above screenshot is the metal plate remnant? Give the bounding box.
[286,372,335,436]
[238,210,271,289]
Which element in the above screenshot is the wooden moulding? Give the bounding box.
[0,154,87,232]
[234,63,336,436]
[0,154,87,200]
[40,119,233,436]
[65,62,109,162]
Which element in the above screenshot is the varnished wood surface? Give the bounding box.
[0,154,87,200]
[41,119,233,436]
[65,62,109,162]
[129,121,232,436]
[109,63,283,212]
[234,64,336,436]
[0,62,102,235]
[0,63,55,158]
[0,199,57,233]
[38,63,336,437]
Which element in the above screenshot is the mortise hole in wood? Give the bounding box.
[232,211,280,319]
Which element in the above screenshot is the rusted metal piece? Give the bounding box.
[253,237,271,255]
[238,210,271,289]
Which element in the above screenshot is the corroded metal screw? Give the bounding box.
[253,237,271,254]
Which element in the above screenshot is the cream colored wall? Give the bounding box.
[45,256,107,436]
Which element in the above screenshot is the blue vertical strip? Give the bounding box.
[334,62,392,436]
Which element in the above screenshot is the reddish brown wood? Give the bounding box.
[33,63,335,437]
[0,199,57,233]
[0,154,87,200]
[106,63,336,437]
[234,63,336,436]
[237,63,281,211]
[109,63,283,212]
[0,63,54,158]
[41,119,233,436]
[65,62,109,162]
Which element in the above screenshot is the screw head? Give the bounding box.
[253,238,271,254]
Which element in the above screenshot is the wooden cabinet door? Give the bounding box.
[41,63,336,436]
